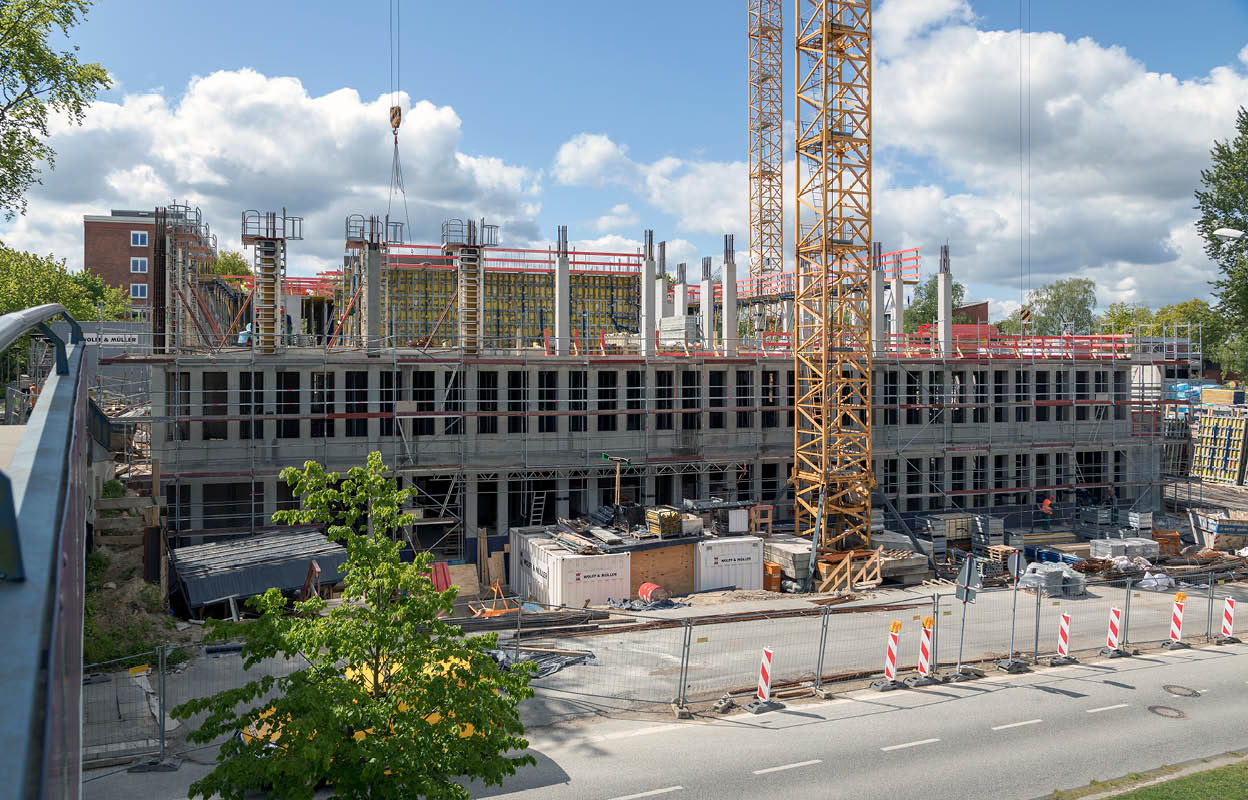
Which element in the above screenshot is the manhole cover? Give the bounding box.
[1148,705,1187,719]
[1163,684,1200,698]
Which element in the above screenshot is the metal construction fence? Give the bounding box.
[83,571,1248,770]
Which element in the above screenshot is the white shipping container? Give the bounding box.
[544,549,631,607]
[694,536,763,592]
[728,508,749,533]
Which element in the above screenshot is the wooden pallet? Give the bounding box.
[985,544,1018,564]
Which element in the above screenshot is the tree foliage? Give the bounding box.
[1195,106,1248,323]
[902,274,974,332]
[0,0,111,218]
[1022,278,1098,335]
[0,242,129,319]
[204,250,251,278]
[171,452,535,800]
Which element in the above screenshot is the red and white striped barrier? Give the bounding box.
[1169,593,1185,642]
[917,618,934,677]
[1223,597,1237,639]
[756,647,774,702]
[883,620,901,683]
[1102,606,1126,656]
[1050,612,1077,665]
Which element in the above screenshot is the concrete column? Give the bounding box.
[555,476,570,520]
[722,239,738,356]
[937,271,953,358]
[890,276,905,337]
[497,474,509,537]
[675,263,689,319]
[554,226,571,355]
[871,270,887,354]
[699,257,715,350]
[640,230,656,356]
[656,241,671,319]
[642,469,656,507]
[362,243,381,346]
[464,472,479,555]
[781,299,794,334]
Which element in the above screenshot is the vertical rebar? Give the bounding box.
[813,606,831,689]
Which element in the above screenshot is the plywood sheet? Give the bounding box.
[628,542,695,597]
[447,564,480,600]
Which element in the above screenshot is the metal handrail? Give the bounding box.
[0,303,81,356]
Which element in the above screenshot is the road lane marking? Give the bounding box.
[991,718,1042,731]
[753,759,822,775]
[1086,704,1129,714]
[608,787,683,800]
[881,738,940,752]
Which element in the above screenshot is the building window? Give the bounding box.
[311,371,335,438]
[130,283,147,299]
[709,370,726,429]
[626,370,643,431]
[735,370,753,429]
[380,370,400,437]
[131,230,148,247]
[569,370,587,433]
[201,371,227,441]
[597,371,617,433]
[655,370,674,431]
[277,371,301,438]
[239,371,264,440]
[411,370,434,436]
[478,371,498,434]
[681,370,700,430]
[130,257,148,273]
[444,371,463,435]
[538,370,558,434]
[346,370,368,437]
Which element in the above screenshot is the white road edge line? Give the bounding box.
[991,718,1042,731]
[1086,703,1129,714]
[881,738,940,752]
[753,759,823,775]
[608,787,684,800]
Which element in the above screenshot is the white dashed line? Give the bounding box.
[608,787,683,800]
[1086,703,1129,714]
[881,738,940,752]
[991,718,1042,731]
[753,759,822,775]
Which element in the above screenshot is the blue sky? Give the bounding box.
[9,0,1248,315]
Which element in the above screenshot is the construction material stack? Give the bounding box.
[646,506,681,538]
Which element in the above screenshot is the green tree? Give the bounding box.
[1194,107,1248,324]
[1097,301,1155,334]
[995,312,1023,335]
[171,452,535,800]
[0,242,127,319]
[902,274,972,332]
[0,0,111,218]
[68,268,129,319]
[1024,278,1098,335]
[204,250,251,278]
[1154,298,1226,353]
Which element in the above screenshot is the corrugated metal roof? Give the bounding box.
[172,530,348,609]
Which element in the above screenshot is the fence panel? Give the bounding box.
[682,610,822,698]
[82,651,160,765]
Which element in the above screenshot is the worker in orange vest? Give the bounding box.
[1039,494,1054,530]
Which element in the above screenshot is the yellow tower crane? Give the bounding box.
[748,0,784,289]
[791,0,874,550]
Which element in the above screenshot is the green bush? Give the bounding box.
[85,549,108,591]
[138,584,162,614]
[101,479,125,499]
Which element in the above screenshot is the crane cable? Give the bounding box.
[388,0,411,240]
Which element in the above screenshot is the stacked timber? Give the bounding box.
[645,507,681,538]
[924,513,972,551]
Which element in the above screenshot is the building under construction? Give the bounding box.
[107,209,1200,568]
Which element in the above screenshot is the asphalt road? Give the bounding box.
[85,641,1248,799]
[467,641,1248,800]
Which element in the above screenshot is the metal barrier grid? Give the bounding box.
[82,651,161,764]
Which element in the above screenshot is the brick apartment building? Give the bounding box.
[83,204,218,315]
[83,210,157,309]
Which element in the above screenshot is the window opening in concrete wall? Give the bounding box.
[167,371,189,441]
[239,371,263,440]
[761,370,778,428]
[682,370,700,430]
[569,370,587,432]
[538,370,558,434]
[478,371,498,434]
[735,370,753,429]
[625,369,643,431]
[709,370,726,429]
[201,371,227,440]
[656,369,673,431]
[278,371,301,439]
[597,370,617,433]
[444,371,463,435]
[508,370,528,434]
[311,371,335,438]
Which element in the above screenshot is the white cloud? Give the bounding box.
[593,203,639,232]
[1,69,543,275]
[553,133,632,186]
[987,298,1021,321]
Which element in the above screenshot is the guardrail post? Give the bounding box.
[813,606,832,698]
[1122,578,1133,646]
[1207,571,1216,640]
[930,593,941,667]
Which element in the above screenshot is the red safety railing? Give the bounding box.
[879,331,1136,360]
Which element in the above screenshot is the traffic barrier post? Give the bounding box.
[1218,597,1240,644]
[813,606,835,698]
[1100,606,1129,658]
[905,617,940,687]
[871,621,904,692]
[742,646,784,714]
[1049,612,1077,666]
[1162,592,1190,651]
